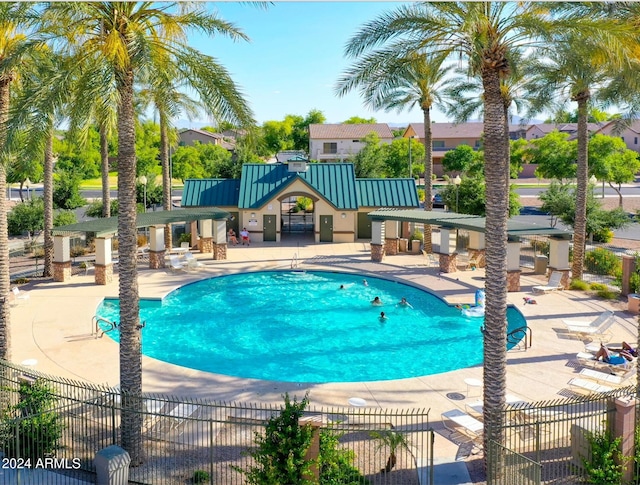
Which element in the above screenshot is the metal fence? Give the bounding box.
[487,385,635,485]
[0,361,433,485]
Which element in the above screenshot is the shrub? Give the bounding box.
[584,248,621,276]
[529,239,550,257]
[192,470,210,484]
[12,278,29,285]
[137,234,148,247]
[417,188,425,202]
[319,429,369,484]
[588,282,608,291]
[593,228,614,243]
[410,229,423,241]
[179,233,191,245]
[596,289,619,300]
[569,279,589,290]
[581,428,625,485]
[70,245,87,258]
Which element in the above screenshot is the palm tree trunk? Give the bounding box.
[0,76,11,361]
[481,66,508,454]
[100,124,110,218]
[117,68,144,465]
[159,113,172,249]
[422,106,433,253]
[43,127,54,277]
[571,93,590,281]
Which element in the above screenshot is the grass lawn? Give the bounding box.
[80,173,183,190]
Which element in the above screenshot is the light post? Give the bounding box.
[25,178,31,201]
[453,175,461,213]
[139,175,147,212]
[408,135,417,179]
[589,175,597,198]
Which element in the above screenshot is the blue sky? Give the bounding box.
[181,2,449,128]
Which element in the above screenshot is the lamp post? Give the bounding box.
[139,175,147,212]
[453,174,461,213]
[589,175,597,198]
[25,178,31,201]
[408,135,417,179]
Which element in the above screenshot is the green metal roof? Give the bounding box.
[51,208,230,237]
[367,208,572,238]
[238,163,358,210]
[181,179,240,207]
[356,179,419,208]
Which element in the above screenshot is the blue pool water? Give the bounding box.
[96,271,526,383]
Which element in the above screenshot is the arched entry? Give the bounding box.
[279,193,316,237]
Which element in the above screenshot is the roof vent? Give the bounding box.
[288,161,307,173]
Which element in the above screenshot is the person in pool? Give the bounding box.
[339,284,345,290]
[371,296,383,306]
[379,311,387,321]
[398,297,413,308]
[594,344,631,365]
[362,279,369,286]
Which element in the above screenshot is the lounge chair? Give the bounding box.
[11,287,30,306]
[575,351,636,375]
[568,377,614,394]
[184,252,204,270]
[421,250,439,268]
[163,403,200,434]
[578,368,628,386]
[465,394,526,416]
[168,255,187,272]
[532,271,564,293]
[562,310,614,329]
[565,317,615,341]
[441,409,483,445]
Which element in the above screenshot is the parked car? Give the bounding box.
[432,193,445,208]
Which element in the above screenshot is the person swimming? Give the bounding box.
[398,297,413,308]
[362,279,369,287]
[379,311,388,321]
[371,296,383,306]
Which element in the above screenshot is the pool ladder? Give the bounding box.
[507,325,532,350]
[291,253,299,269]
[92,315,118,339]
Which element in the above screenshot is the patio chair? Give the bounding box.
[184,252,205,270]
[532,271,564,293]
[578,368,628,386]
[441,409,483,446]
[421,250,439,268]
[11,287,30,306]
[465,394,526,416]
[565,316,615,342]
[575,351,635,375]
[568,377,614,395]
[168,255,187,272]
[163,403,200,434]
[562,310,614,329]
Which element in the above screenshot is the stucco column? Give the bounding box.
[212,219,227,260]
[94,237,113,285]
[384,220,399,255]
[53,235,71,282]
[437,227,458,273]
[468,231,486,268]
[199,219,213,254]
[189,221,198,249]
[621,255,635,297]
[370,220,385,262]
[148,226,166,269]
[548,236,571,288]
[507,239,521,292]
[614,396,636,483]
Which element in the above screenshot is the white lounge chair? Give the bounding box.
[532,271,564,293]
[465,394,526,416]
[11,287,30,306]
[168,255,187,272]
[184,252,204,270]
[578,368,628,386]
[575,351,635,375]
[568,377,614,394]
[565,317,615,341]
[164,403,200,434]
[562,310,614,328]
[421,250,439,268]
[441,409,483,445]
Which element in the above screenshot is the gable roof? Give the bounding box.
[181,179,240,207]
[596,119,640,136]
[238,163,358,210]
[527,123,602,135]
[309,123,393,139]
[356,179,419,207]
[406,122,485,139]
[179,128,225,140]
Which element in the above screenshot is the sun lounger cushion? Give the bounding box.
[441,409,483,435]
[579,368,624,386]
[569,378,613,394]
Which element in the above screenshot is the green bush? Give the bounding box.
[584,248,621,276]
[529,239,550,257]
[192,470,210,484]
[596,289,619,300]
[588,282,608,291]
[581,428,625,484]
[569,279,589,291]
[70,245,87,258]
[593,228,614,243]
[410,229,423,241]
[0,379,64,460]
[319,430,369,484]
[178,233,191,245]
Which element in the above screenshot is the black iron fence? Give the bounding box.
[0,360,433,484]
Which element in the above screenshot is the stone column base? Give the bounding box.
[371,243,385,262]
[53,261,71,282]
[213,243,227,260]
[507,270,521,292]
[548,267,571,289]
[469,249,486,268]
[438,253,458,273]
[200,237,213,254]
[384,238,399,256]
[95,264,113,285]
[149,250,166,269]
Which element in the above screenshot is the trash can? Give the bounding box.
[534,255,548,275]
[628,294,640,314]
[95,445,131,485]
[399,238,408,252]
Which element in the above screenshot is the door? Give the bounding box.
[263,214,276,241]
[319,215,333,242]
[357,212,372,240]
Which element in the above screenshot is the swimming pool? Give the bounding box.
[96,271,526,383]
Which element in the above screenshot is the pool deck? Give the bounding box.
[9,240,638,483]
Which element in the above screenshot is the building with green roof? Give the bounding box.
[182,161,419,243]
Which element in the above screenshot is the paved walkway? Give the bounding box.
[9,240,638,483]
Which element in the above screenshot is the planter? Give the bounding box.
[409,240,421,254]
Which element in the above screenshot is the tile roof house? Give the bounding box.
[308,123,394,162]
[178,128,236,151]
[594,119,640,154]
[182,161,419,243]
[525,123,602,140]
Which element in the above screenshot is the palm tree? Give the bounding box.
[344,2,606,454]
[336,51,451,252]
[523,26,635,281]
[0,3,39,362]
[42,2,254,463]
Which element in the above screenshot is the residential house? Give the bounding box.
[594,119,640,154]
[525,123,602,140]
[181,161,419,243]
[178,128,236,151]
[308,123,394,162]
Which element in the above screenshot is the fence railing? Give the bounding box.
[487,439,542,485]
[491,386,634,484]
[0,360,433,485]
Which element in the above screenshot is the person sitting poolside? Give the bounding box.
[607,342,637,359]
[228,228,238,246]
[594,344,630,365]
[371,296,383,306]
[240,228,250,245]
